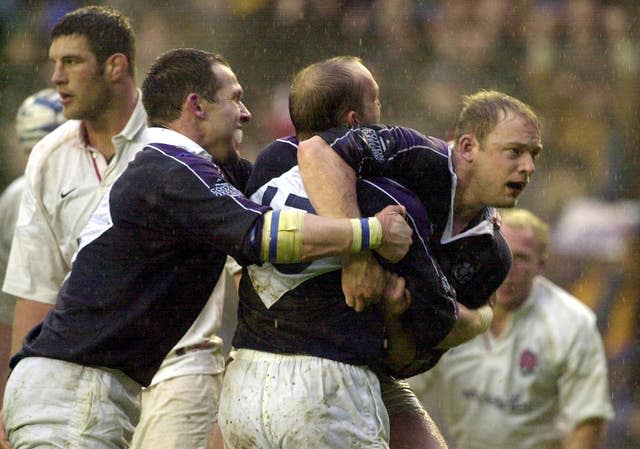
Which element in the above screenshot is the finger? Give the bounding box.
[384,274,405,301]
[345,295,355,309]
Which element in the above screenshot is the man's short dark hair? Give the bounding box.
[51,6,136,76]
[289,56,368,137]
[142,48,230,124]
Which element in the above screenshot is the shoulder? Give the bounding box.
[0,176,26,205]
[530,277,598,341]
[24,120,83,184]
[0,176,25,230]
[28,120,81,163]
[246,136,299,197]
[534,277,596,321]
[255,137,298,165]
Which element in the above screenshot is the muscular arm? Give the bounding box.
[298,136,391,310]
[10,298,53,354]
[436,303,493,349]
[563,418,607,449]
[265,206,411,264]
[298,136,359,218]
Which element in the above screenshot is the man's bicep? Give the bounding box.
[298,136,359,218]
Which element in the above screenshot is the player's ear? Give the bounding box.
[346,110,359,127]
[457,134,478,162]
[104,53,128,81]
[186,93,207,119]
[537,253,547,274]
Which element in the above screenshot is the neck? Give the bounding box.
[452,195,482,235]
[490,304,510,337]
[84,86,138,160]
[451,150,482,235]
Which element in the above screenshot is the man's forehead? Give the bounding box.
[496,111,541,138]
[49,34,92,56]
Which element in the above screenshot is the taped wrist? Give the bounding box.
[261,210,304,263]
[477,305,494,333]
[349,217,383,253]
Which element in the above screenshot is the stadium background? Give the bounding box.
[0,0,638,446]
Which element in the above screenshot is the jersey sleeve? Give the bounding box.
[159,159,269,267]
[2,159,68,304]
[317,125,442,177]
[356,178,457,378]
[244,138,299,197]
[557,318,614,426]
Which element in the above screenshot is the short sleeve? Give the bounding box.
[557,319,614,426]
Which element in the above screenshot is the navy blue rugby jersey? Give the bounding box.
[11,128,269,386]
[321,125,512,309]
[236,137,458,376]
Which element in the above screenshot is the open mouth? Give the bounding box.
[507,181,527,193]
[58,92,72,104]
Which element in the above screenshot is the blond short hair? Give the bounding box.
[500,208,550,261]
[454,90,541,146]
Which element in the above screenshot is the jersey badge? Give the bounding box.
[519,349,538,376]
[210,181,242,197]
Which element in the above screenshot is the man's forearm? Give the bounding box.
[260,207,410,264]
[563,419,607,449]
[11,298,53,354]
[436,303,493,349]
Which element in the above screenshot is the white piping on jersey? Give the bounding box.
[142,128,262,214]
[275,138,298,149]
[71,188,114,271]
[361,177,456,311]
[147,143,214,190]
[325,128,359,148]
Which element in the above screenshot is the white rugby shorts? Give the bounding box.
[218,349,390,449]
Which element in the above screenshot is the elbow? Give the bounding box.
[298,136,327,166]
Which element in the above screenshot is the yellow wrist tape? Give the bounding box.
[349,217,383,253]
[261,210,304,263]
[477,305,494,333]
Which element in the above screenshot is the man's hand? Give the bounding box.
[381,274,411,320]
[341,252,388,312]
[0,409,11,449]
[380,274,415,371]
[375,205,412,262]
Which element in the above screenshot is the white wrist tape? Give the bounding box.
[477,305,494,333]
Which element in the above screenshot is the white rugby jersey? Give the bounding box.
[0,176,25,324]
[247,164,341,308]
[2,93,147,304]
[409,276,614,449]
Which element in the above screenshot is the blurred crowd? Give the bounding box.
[0,0,638,447]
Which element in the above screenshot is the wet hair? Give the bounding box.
[453,90,541,145]
[289,56,368,138]
[142,48,230,124]
[51,6,136,76]
[500,208,550,261]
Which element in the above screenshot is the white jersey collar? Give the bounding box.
[143,127,212,161]
[441,143,496,244]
